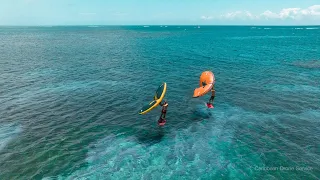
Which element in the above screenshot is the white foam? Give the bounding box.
[268,84,320,93]
[43,104,320,179]
[306,27,318,30]
[0,123,22,151]
[41,80,122,92]
[54,104,268,179]
[299,110,320,122]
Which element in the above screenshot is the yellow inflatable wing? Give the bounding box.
[139,82,167,115]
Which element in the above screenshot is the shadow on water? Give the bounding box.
[191,104,213,120]
[133,102,215,146]
[134,127,166,146]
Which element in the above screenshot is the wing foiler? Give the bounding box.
[139,82,167,115]
[193,71,215,98]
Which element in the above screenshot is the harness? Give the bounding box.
[162,104,168,113]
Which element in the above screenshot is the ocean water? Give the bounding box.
[0,26,319,179]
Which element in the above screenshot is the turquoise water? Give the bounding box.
[0,26,319,179]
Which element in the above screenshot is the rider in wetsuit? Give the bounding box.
[158,100,168,124]
[207,85,215,107]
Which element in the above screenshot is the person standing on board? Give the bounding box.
[158,100,168,125]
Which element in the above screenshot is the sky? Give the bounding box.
[0,0,319,25]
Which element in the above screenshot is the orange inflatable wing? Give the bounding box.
[193,84,213,98]
[199,71,215,87]
[193,71,215,98]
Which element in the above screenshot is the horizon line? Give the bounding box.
[0,24,319,27]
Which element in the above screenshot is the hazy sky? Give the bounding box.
[0,0,319,25]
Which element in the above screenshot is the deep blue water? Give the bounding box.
[0,26,319,179]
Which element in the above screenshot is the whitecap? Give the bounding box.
[267,84,320,93]
[0,123,22,151]
[299,110,320,122]
[292,60,320,69]
[306,27,318,30]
